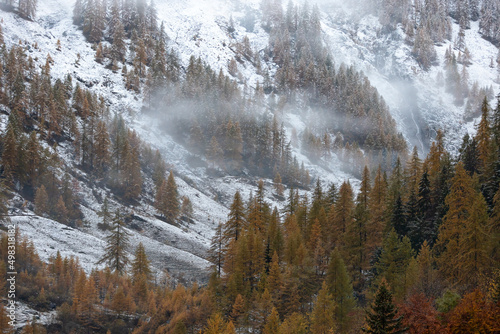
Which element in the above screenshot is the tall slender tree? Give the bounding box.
[97,211,131,275]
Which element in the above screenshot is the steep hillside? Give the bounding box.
[0,0,498,283]
[0,0,499,330]
[0,0,359,285]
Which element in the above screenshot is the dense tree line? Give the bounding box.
[377,0,500,69]
[0,1,499,332]
[1,99,500,332]
[261,0,407,172]
[71,0,407,182]
[201,96,500,333]
[0,35,184,225]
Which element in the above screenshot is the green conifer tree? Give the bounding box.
[362,281,407,334]
[326,249,355,331]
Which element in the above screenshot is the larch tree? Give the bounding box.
[121,141,142,202]
[154,178,167,216]
[97,197,112,227]
[446,289,500,333]
[18,0,38,20]
[368,166,388,253]
[475,97,492,173]
[54,196,68,225]
[333,181,354,248]
[309,281,336,334]
[435,162,477,290]
[457,192,491,291]
[267,251,283,301]
[345,167,370,286]
[94,120,110,177]
[399,293,442,334]
[97,211,131,275]
[1,112,20,182]
[274,172,284,196]
[326,248,355,332]
[230,293,246,324]
[0,303,11,333]
[225,121,243,171]
[406,146,422,194]
[164,170,180,223]
[180,196,193,219]
[204,313,228,334]
[0,180,9,222]
[132,242,152,282]
[34,185,49,216]
[111,20,127,63]
[78,276,100,330]
[155,172,180,223]
[490,188,500,268]
[412,241,441,298]
[209,223,225,276]
[279,312,308,334]
[263,307,280,334]
[207,136,223,168]
[134,38,147,77]
[223,191,246,242]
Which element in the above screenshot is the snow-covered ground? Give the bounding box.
[0,0,359,281]
[320,3,500,155]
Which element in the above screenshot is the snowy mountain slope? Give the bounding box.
[0,0,360,281]
[3,0,497,285]
[319,3,500,155]
[0,0,218,280]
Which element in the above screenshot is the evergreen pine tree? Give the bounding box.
[415,171,436,248]
[362,281,407,334]
[391,196,406,238]
[376,230,414,299]
[459,134,480,176]
[344,169,369,285]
